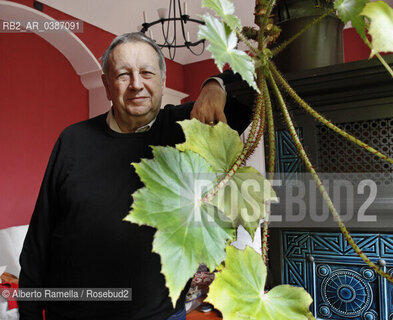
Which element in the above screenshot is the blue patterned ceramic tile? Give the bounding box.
[275,129,304,181]
[282,231,393,320]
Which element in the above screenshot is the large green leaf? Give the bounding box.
[206,246,314,320]
[361,1,393,56]
[335,0,369,41]
[208,166,273,239]
[124,146,235,306]
[202,0,241,31]
[198,15,259,92]
[176,119,243,172]
[177,119,275,238]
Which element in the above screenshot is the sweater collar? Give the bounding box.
[106,107,156,133]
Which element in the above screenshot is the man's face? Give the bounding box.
[102,41,165,126]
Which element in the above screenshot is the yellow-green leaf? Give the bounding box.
[208,166,274,239]
[198,15,259,92]
[206,246,314,320]
[335,0,369,41]
[361,1,393,56]
[176,119,243,172]
[124,146,235,306]
[202,0,241,31]
[177,119,275,238]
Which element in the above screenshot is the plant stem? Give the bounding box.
[242,71,265,159]
[269,61,393,164]
[244,69,268,161]
[236,30,259,57]
[375,52,393,78]
[255,0,274,264]
[261,77,274,264]
[266,84,275,181]
[242,104,265,163]
[271,8,335,57]
[364,38,393,78]
[259,0,277,34]
[201,70,266,203]
[267,69,393,284]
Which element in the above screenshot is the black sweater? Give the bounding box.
[19,97,252,320]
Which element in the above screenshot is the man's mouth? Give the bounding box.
[128,96,149,103]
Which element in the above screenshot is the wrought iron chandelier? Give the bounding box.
[139,0,205,60]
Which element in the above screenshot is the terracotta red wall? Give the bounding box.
[0,0,116,229]
[165,58,185,93]
[183,59,221,102]
[0,32,88,229]
[343,28,391,62]
[343,28,371,62]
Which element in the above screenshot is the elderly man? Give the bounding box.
[19,33,251,320]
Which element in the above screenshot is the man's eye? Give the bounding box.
[142,71,154,76]
[118,73,130,80]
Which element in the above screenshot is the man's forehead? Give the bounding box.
[109,41,160,65]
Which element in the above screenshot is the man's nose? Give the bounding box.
[128,74,143,90]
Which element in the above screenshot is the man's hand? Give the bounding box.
[190,79,227,125]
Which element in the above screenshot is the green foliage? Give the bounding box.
[334,0,369,41]
[202,0,241,31]
[176,119,243,172]
[361,1,393,56]
[124,146,235,306]
[208,166,273,238]
[125,119,277,306]
[206,246,315,320]
[177,119,276,238]
[198,13,259,92]
[335,0,393,75]
[126,0,393,317]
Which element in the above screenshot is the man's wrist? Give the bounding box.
[201,77,226,93]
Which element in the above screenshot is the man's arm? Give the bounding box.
[191,71,253,134]
[18,138,63,319]
[190,79,227,124]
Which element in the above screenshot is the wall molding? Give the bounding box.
[0,1,110,117]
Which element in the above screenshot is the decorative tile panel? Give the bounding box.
[388,268,393,320]
[282,231,393,320]
[274,129,304,181]
[316,264,379,320]
[381,235,393,258]
[283,232,310,258]
[284,258,308,287]
[342,234,380,257]
[311,233,343,256]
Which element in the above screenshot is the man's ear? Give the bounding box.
[161,75,166,96]
[101,74,111,101]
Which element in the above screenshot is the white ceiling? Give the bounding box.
[38,0,256,65]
